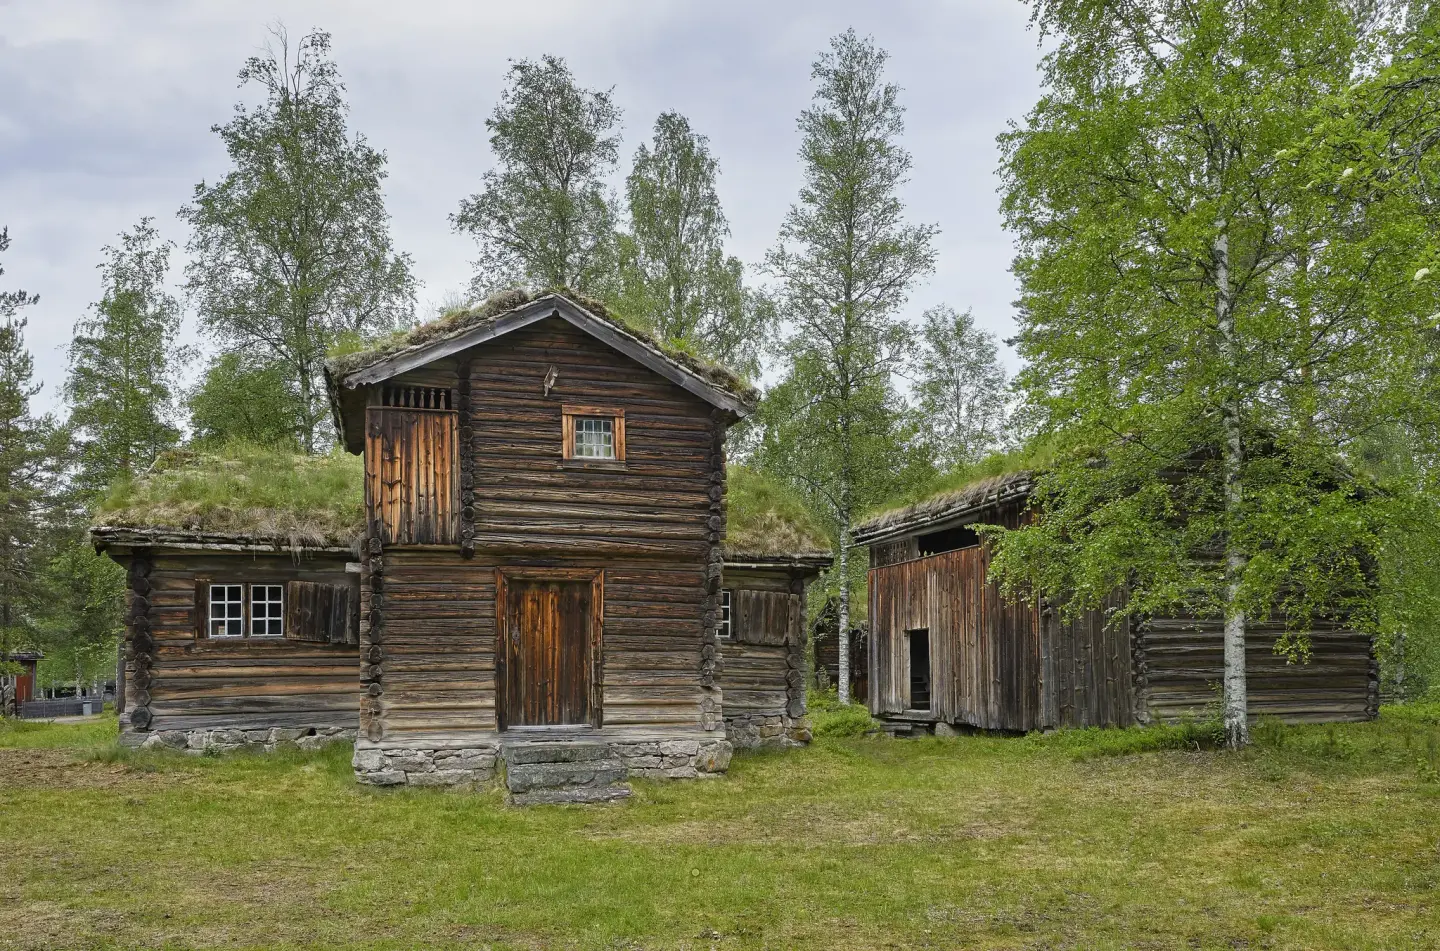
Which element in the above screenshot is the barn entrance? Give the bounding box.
[497,570,602,729]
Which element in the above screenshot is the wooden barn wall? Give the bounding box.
[368,551,707,742]
[719,568,800,720]
[1039,592,1135,729]
[867,503,1042,731]
[128,551,359,734]
[1135,614,1377,724]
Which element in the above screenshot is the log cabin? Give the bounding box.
[1,650,42,716]
[93,292,832,801]
[853,470,1380,734]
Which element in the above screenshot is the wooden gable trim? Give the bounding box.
[341,295,753,417]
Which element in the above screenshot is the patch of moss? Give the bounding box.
[726,466,832,558]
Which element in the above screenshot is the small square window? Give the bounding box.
[718,589,733,640]
[210,584,244,637]
[250,585,285,637]
[573,416,615,459]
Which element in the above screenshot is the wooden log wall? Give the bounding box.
[113,550,361,735]
[1134,614,1377,724]
[866,501,1043,731]
[718,567,806,720]
[1038,591,1135,729]
[356,316,737,743]
[125,550,155,731]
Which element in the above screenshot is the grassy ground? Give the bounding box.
[2,709,1438,950]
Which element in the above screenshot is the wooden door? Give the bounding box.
[502,578,594,727]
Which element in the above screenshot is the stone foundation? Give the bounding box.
[121,726,355,754]
[352,744,500,787]
[610,738,733,779]
[351,738,732,787]
[725,713,811,750]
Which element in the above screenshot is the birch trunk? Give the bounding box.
[836,518,851,705]
[1215,225,1250,748]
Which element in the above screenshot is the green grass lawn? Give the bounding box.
[2,709,1438,951]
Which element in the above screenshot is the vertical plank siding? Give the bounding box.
[1039,591,1135,729]
[365,407,459,546]
[121,552,361,734]
[868,543,1043,732]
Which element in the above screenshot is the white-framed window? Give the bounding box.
[250,585,285,637]
[573,416,615,459]
[718,589,733,640]
[209,584,245,637]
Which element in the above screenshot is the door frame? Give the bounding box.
[494,567,604,731]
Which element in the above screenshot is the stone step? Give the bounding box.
[505,760,627,793]
[510,785,633,807]
[502,741,612,766]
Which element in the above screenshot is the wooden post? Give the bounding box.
[458,358,476,559]
[699,410,728,732]
[362,531,385,742]
[126,549,155,732]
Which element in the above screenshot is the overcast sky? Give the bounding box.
[0,0,1044,416]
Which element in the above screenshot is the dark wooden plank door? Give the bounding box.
[504,579,593,726]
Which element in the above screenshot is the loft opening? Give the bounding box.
[907,629,931,711]
[917,523,980,556]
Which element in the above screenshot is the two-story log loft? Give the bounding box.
[325,291,781,800]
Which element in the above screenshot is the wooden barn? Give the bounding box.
[94,292,831,801]
[853,470,1380,734]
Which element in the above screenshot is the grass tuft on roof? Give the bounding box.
[857,443,1058,537]
[94,442,364,550]
[726,465,832,560]
[325,287,759,406]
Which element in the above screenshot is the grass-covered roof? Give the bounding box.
[325,288,760,406]
[93,444,365,551]
[725,466,833,562]
[855,448,1050,541]
[92,445,832,562]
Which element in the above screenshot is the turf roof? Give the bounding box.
[325,288,760,406]
[92,444,832,561]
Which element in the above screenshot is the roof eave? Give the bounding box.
[331,294,754,427]
[853,478,1034,547]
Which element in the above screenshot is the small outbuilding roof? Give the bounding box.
[853,470,1035,546]
[325,290,758,453]
[89,445,834,567]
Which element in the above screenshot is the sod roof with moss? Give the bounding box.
[92,445,365,551]
[854,449,1047,543]
[91,446,832,562]
[325,288,760,406]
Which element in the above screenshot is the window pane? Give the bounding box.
[250,585,284,637]
[719,589,732,639]
[573,416,615,459]
[210,584,245,637]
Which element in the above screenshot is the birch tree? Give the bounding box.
[181,26,416,452]
[65,218,183,492]
[993,0,1439,747]
[911,305,1009,469]
[760,30,937,703]
[620,111,774,376]
[452,55,620,296]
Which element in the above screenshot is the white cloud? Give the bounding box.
[0,0,1042,413]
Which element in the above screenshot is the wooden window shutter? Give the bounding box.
[735,590,790,646]
[195,577,210,638]
[326,583,358,646]
[284,581,330,643]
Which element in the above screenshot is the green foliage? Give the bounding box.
[452,55,620,296]
[64,218,184,493]
[95,442,364,547]
[180,26,416,452]
[725,465,830,557]
[0,227,55,662]
[1020,718,1225,761]
[186,352,305,450]
[33,538,124,689]
[807,689,878,737]
[618,112,775,378]
[992,2,1440,743]
[911,304,1010,470]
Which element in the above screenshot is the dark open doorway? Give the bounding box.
[907,629,931,711]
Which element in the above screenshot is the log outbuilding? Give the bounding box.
[95,292,831,800]
[853,470,1379,734]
